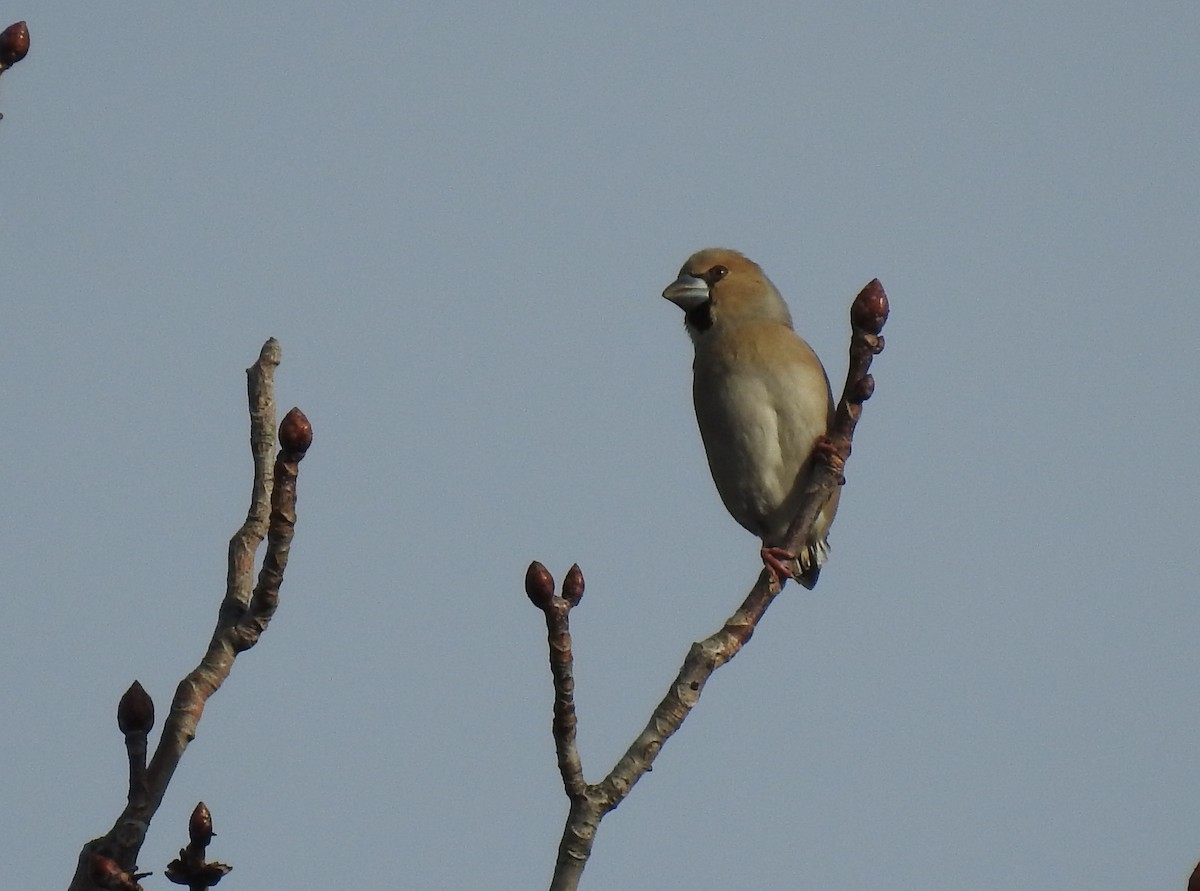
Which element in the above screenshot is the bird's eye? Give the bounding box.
[705,265,729,284]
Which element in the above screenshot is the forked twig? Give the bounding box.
[68,340,312,891]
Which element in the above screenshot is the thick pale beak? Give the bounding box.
[662,274,709,311]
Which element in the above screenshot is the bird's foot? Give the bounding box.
[760,546,796,588]
[812,435,846,478]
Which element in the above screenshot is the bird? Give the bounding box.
[662,248,839,589]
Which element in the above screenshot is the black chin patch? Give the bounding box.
[685,300,713,333]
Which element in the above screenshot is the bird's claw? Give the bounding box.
[760,546,796,587]
[812,435,846,478]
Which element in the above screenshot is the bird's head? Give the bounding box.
[662,248,792,335]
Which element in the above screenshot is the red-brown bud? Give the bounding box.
[278,407,312,455]
[189,801,215,847]
[524,561,554,608]
[562,563,585,607]
[117,681,155,735]
[0,21,29,68]
[850,279,889,335]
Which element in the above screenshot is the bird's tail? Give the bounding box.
[794,539,830,590]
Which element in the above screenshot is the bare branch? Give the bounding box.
[526,563,588,798]
[535,280,890,890]
[117,682,154,803]
[68,340,310,890]
[222,339,282,624]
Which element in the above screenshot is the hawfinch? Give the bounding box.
[663,248,839,589]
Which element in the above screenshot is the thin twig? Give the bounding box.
[163,802,232,890]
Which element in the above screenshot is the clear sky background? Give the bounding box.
[3,3,1198,889]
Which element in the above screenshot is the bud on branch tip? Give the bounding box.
[189,801,215,846]
[525,561,555,609]
[117,680,155,735]
[0,21,29,68]
[278,407,313,454]
[850,278,889,335]
[562,563,585,607]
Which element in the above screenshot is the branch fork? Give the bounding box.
[68,340,311,891]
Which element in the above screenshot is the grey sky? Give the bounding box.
[3,3,1197,888]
